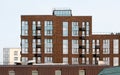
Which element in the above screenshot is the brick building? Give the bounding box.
[21,9,120,66]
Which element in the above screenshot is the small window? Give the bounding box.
[32,70,38,75]
[55,70,61,75]
[9,70,15,75]
[79,70,85,75]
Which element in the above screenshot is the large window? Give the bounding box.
[55,70,61,75]
[113,57,119,66]
[63,22,68,36]
[32,70,38,75]
[44,21,53,36]
[9,70,15,75]
[44,39,53,53]
[72,22,78,36]
[72,57,78,64]
[44,57,52,63]
[21,21,28,36]
[113,39,119,54]
[72,40,78,54]
[103,40,110,54]
[63,40,68,54]
[22,39,28,54]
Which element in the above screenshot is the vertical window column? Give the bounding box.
[32,39,36,54]
[86,22,89,36]
[86,40,89,54]
[82,22,85,36]
[37,21,41,36]
[32,21,36,36]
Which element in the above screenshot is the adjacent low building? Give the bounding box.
[3,48,21,65]
[0,65,109,75]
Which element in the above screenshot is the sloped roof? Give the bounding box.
[98,66,120,75]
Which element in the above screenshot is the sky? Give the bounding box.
[0,0,120,64]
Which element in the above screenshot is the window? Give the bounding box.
[63,40,68,54]
[82,49,85,54]
[14,51,18,56]
[63,22,68,36]
[82,57,85,64]
[22,57,28,63]
[72,40,78,54]
[37,48,41,54]
[53,10,71,16]
[37,57,41,63]
[86,40,89,54]
[72,22,78,36]
[9,70,15,75]
[113,39,119,54]
[86,57,89,64]
[92,40,95,54]
[113,57,119,66]
[37,21,41,27]
[33,39,36,54]
[22,39,28,54]
[63,57,68,63]
[72,57,78,64]
[44,21,53,36]
[45,39,53,53]
[79,70,85,75]
[44,57,52,63]
[82,22,85,28]
[32,21,36,36]
[103,40,110,54]
[103,57,110,65]
[14,57,18,61]
[55,70,61,75]
[21,21,28,36]
[92,57,99,65]
[32,70,38,75]
[37,30,41,36]
[37,39,41,45]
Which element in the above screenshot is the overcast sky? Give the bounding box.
[0,0,120,64]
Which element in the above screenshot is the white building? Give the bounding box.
[3,48,21,65]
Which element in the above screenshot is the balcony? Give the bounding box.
[93,54,100,57]
[79,28,86,31]
[34,54,41,57]
[36,45,41,48]
[95,45,100,49]
[36,27,41,30]
[79,45,86,49]
[79,54,85,57]
[34,36,41,39]
[79,36,86,40]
